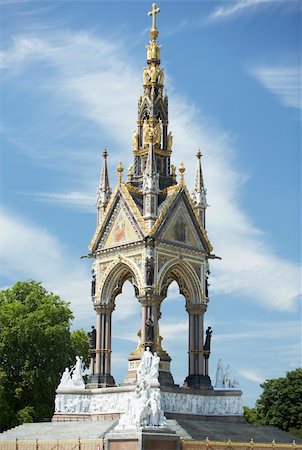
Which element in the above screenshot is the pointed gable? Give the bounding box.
[150,185,213,253]
[89,185,147,252]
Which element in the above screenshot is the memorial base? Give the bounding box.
[183,374,213,390]
[53,385,243,420]
[106,428,180,450]
[86,373,116,389]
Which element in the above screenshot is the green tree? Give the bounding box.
[0,281,89,431]
[71,328,90,369]
[245,369,302,437]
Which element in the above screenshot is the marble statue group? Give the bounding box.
[57,356,85,390]
[116,348,167,430]
[215,359,240,389]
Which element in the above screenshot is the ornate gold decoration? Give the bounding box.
[132,131,139,151]
[167,131,173,151]
[133,148,171,157]
[143,117,161,146]
[127,164,133,181]
[148,3,160,40]
[120,184,148,233]
[117,161,124,186]
[125,183,142,195]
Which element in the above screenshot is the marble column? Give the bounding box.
[104,310,112,374]
[184,303,212,390]
[95,309,102,374]
[141,303,148,347]
[87,305,115,388]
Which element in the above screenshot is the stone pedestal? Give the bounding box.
[106,428,180,450]
[183,374,213,390]
[86,373,116,389]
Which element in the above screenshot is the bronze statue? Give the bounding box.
[146,256,154,285]
[203,326,212,352]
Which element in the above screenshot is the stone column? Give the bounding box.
[198,310,205,375]
[104,309,112,374]
[139,294,161,352]
[95,309,102,374]
[151,304,159,348]
[87,305,115,388]
[141,303,148,347]
[184,303,212,390]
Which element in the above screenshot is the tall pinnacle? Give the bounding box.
[143,144,159,193]
[97,149,111,222]
[192,149,208,227]
[130,2,176,191]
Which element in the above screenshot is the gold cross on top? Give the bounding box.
[148,3,160,29]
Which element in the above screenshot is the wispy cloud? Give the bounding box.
[249,65,301,110]
[238,369,265,384]
[1,31,301,314]
[207,0,279,22]
[32,191,95,211]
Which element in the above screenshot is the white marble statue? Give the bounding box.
[58,368,72,389]
[215,359,224,388]
[231,377,240,389]
[56,356,85,391]
[149,352,160,382]
[137,348,160,383]
[224,364,232,388]
[115,349,167,430]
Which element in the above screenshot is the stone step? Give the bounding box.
[0,420,117,441]
[166,419,192,439]
[175,418,302,444]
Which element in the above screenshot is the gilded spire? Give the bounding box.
[148,3,160,40]
[97,148,111,223]
[130,3,176,191]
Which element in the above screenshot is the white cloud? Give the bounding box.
[213,320,301,341]
[207,0,279,22]
[238,369,265,384]
[1,31,301,314]
[0,210,93,325]
[32,191,95,211]
[249,65,301,110]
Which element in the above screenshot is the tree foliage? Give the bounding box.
[0,281,89,431]
[244,369,302,437]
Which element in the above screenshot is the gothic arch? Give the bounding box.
[100,257,143,305]
[157,258,204,306]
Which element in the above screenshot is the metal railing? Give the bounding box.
[0,438,105,450]
[1,437,301,450]
[181,438,302,450]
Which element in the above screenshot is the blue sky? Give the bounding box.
[0,0,301,408]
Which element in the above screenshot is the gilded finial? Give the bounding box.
[196,148,202,159]
[179,162,185,184]
[148,3,160,39]
[117,161,124,186]
[127,164,133,181]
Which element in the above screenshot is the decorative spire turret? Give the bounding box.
[130,3,176,191]
[97,148,111,224]
[143,144,159,229]
[192,149,208,227]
